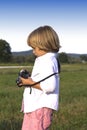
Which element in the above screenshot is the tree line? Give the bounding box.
[0,39,87,64]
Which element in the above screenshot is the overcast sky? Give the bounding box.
[0,0,87,54]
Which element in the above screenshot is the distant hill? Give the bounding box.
[12,50,33,56]
[67,53,81,58]
[12,50,87,58]
[67,53,87,58]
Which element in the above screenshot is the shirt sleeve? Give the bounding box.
[40,59,58,93]
[40,74,58,93]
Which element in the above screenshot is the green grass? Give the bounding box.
[0,64,87,130]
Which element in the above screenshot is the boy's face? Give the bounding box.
[32,47,47,57]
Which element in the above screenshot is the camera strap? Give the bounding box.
[31,72,58,86]
[29,72,58,94]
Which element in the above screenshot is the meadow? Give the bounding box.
[0,63,87,130]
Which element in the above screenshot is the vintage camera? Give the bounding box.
[16,69,31,87]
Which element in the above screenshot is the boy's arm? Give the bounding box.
[20,77,42,90]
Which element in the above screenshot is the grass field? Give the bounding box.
[0,64,87,130]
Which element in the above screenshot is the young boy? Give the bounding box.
[20,25,61,130]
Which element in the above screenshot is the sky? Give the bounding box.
[0,0,87,54]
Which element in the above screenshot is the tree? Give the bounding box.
[80,55,87,62]
[0,39,12,62]
[59,52,69,63]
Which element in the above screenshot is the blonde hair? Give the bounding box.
[27,25,60,52]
